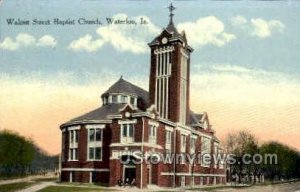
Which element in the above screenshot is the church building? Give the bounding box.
[60,4,226,188]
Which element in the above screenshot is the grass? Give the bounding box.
[189,185,251,191]
[38,186,116,192]
[0,181,36,192]
[0,175,27,180]
[154,185,249,192]
[58,181,109,187]
[33,177,58,182]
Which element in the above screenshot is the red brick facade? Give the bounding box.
[60,6,226,188]
[60,110,226,188]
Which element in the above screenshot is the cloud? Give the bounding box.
[231,16,285,38]
[68,34,105,52]
[68,14,160,54]
[16,33,36,46]
[0,37,19,51]
[231,15,247,26]
[37,35,57,47]
[250,18,285,38]
[0,33,57,50]
[69,15,237,53]
[177,16,236,48]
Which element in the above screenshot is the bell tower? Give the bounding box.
[148,3,193,125]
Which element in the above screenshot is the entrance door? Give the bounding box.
[92,172,97,183]
[124,167,136,184]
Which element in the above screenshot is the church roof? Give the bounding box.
[148,5,192,52]
[62,104,126,126]
[61,78,149,127]
[148,21,186,46]
[102,77,148,104]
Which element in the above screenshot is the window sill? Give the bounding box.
[68,160,79,162]
[86,160,102,162]
[149,140,157,144]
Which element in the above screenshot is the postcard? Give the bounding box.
[0,0,299,191]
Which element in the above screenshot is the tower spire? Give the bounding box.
[168,3,176,24]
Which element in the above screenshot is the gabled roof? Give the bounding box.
[189,111,204,126]
[102,77,149,105]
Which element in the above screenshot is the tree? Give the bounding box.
[260,141,300,181]
[0,129,35,176]
[225,130,260,184]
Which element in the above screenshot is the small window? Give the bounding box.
[89,147,94,159]
[75,131,79,143]
[149,125,157,143]
[95,129,102,141]
[73,149,78,160]
[112,95,118,103]
[95,147,102,160]
[121,123,134,143]
[130,97,135,105]
[121,95,127,103]
[89,147,102,160]
[166,130,172,144]
[128,124,134,137]
[122,124,127,137]
[89,129,95,142]
[70,131,74,143]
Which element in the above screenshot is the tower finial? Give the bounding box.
[168,2,176,23]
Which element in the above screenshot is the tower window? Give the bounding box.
[155,48,172,119]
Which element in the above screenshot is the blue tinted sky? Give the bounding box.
[1,0,300,79]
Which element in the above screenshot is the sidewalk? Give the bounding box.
[0,175,55,185]
[16,182,57,192]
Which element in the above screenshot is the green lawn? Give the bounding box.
[0,182,36,192]
[155,185,250,192]
[188,185,250,191]
[33,177,58,182]
[38,186,116,192]
[0,175,27,180]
